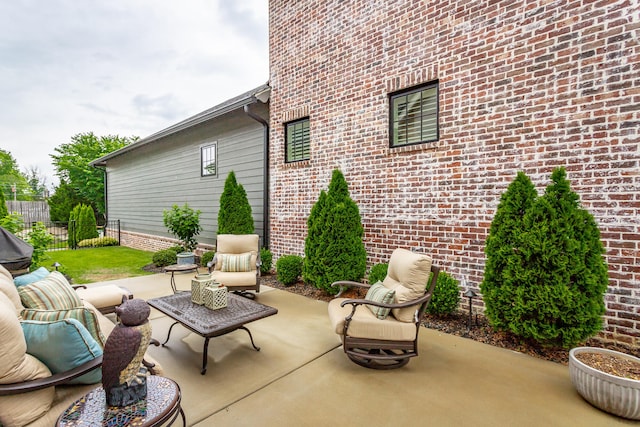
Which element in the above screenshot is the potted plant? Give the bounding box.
[163,204,202,265]
[569,347,640,419]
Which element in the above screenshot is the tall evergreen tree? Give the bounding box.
[217,171,254,234]
[68,204,82,249]
[304,169,366,294]
[480,171,538,330]
[77,204,99,242]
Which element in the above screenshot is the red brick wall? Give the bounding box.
[268,0,640,343]
[118,230,214,256]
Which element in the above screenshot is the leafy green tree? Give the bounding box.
[217,171,254,234]
[163,203,202,252]
[304,169,366,294]
[48,180,92,222]
[26,222,53,270]
[0,149,31,201]
[23,166,48,200]
[51,133,136,214]
[481,172,538,330]
[0,186,7,219]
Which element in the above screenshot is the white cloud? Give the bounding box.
[0,0,269,187]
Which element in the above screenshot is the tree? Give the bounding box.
[48,180,92,222]
[0,149,31,201]
[51,133,136,214]
[302,190,328,286]
[480,171,538,331]
[163,204,202,252]
[481,168,609,348]
[68,204,82,249]
[0,186,7,219]
[23,166,48,200]
[217,171,254,234]
[303,169,366,294]
[77,204,99,242]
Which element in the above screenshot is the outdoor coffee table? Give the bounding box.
[147,291,278,374]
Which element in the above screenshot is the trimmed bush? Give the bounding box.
[77,204,99,242]
[77,237,118,248]
[201,251,215,267]
[163,203,202,252]
[260,248,273,274]
[152,249,177,267]
[426,271,460,316]
[168,245,184,254]
[68,204,81,248]
[303,169,366,295]
[26,222,53,270]
[481,168,608,348]
[217,171,254,234]
[276,255,303,286]
[368,263,388,284]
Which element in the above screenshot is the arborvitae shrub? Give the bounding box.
[302,190,328,286]
[368,263,388,285]
[77,204,98,242]
[480,172,538,331]
[153,249,177,267]
[303,170,366,295]
[482,168,608,348]
[426,271,460,316]
[200,251,215,267]
[276,255,303,286]
[260,248,273,274]
[68,204,82,249]
[217,171,254,234]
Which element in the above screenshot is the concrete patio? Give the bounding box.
[89,272,631,427]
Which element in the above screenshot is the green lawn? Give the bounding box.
[41,246,155,284]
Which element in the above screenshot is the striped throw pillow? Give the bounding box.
[364,281,396,320]
[221,253,252,272]
[18,271,82,310]
[21,307,106,347]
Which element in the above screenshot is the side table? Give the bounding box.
[56,375,185,427]
[164,263,198,293]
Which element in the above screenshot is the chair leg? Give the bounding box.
[233,290,256,300]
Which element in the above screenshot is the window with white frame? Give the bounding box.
[390,81,439,147]
[201,143,217,176]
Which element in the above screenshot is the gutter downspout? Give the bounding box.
[243,104,270,248]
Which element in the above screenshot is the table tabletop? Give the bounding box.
[147,291,278,338]
[56,375,183,427]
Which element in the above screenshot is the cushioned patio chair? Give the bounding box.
[208,234,261,299]
[328,248,440,369]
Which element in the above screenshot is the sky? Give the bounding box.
[0,1,269,190]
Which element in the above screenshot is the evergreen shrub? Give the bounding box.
[153,249,177,267]
[0,189,7,218]
[217,171,254,234]
[276,255,303,286]
[368,263,388,284]
[67,204,82,249]
[260,248,273,274]
[426,271,460,316]
[200,251,215,267]
[481,168,608,348]
[77,205,99,242]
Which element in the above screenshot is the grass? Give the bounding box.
[41,246,155,284]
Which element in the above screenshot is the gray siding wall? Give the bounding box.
[104,106,267,247]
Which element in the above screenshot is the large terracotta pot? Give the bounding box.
[569,347,640,420]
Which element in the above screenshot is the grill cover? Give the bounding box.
[0,226,33,272]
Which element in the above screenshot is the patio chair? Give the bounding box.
[328,248,440,369]
[208,234,261,299]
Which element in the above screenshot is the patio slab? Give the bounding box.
[97,273,631,426]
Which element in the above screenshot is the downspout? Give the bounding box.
[243,104,270,248]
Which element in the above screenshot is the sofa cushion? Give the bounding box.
[13,267,50,287]
[383,249,432,322]
[0,264,23,314]
[22,306,106,347]
[221,253,253,272]
[22,319,102,384]
[364,281,395,320]
[18,271,83,310]
[0,291,55,427]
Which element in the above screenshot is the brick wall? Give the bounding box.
[268,0,640,343]
[118,230,214,256]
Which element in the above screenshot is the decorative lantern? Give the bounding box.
[191,273,214,305]
[203,284,228,310]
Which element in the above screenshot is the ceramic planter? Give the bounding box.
[569,347,640,420]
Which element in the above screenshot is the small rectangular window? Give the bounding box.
[201,143,217,177]
[285,118,310,163]
[390,82,439,147]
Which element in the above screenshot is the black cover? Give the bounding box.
[0,226,33,271]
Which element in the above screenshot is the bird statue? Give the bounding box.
[102,298,152,407]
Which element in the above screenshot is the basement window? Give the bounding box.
[390,81,439,147]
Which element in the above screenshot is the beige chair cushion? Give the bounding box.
[0,264,24,315]
[214,234,259,270]
[0,291,55,427]
[211,270,257,288]
[382,249,432,322]
[328,298,418,342]
[76,285,130,310]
